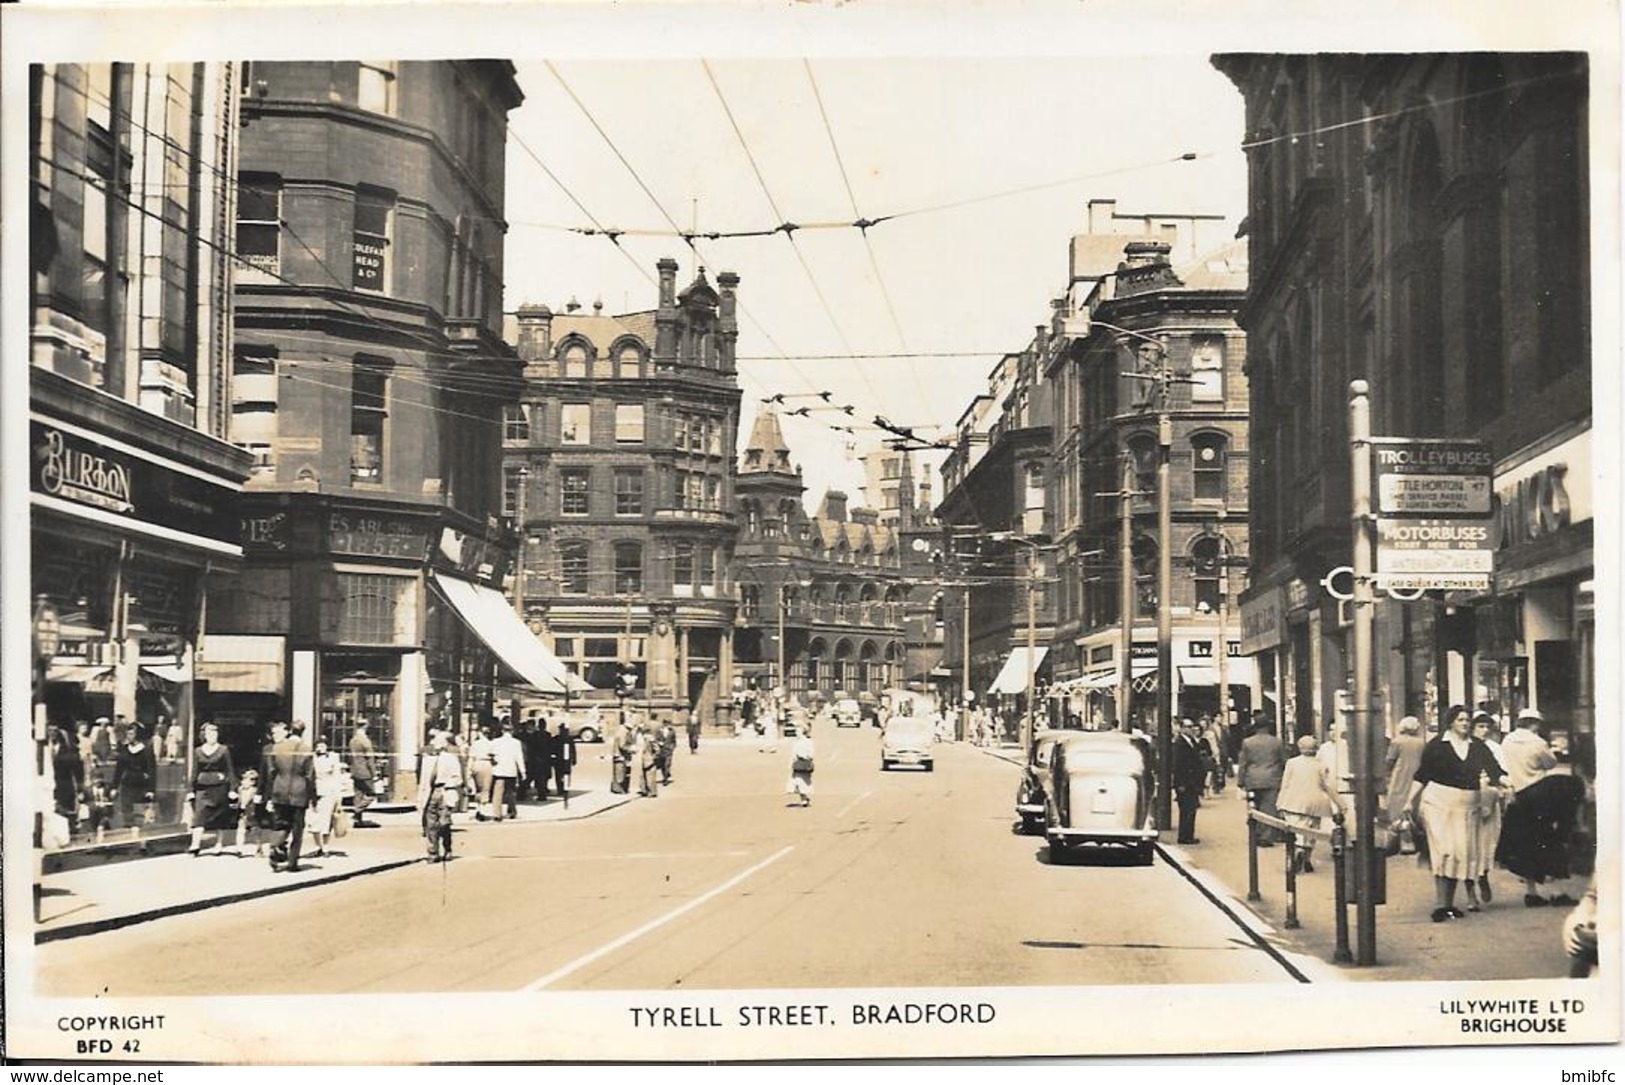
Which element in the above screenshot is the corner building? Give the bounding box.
[212,62,526,795]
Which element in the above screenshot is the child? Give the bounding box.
[423,778,456,862]
[86,780,116,842]
[235,768,264,856]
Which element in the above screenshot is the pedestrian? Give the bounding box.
[529,719,555,802]
[1278,734,1340,873]
[1384,716,1427,853]
[111,723,157,830]
[489,718,526,820]
[307,738,343,858]
[186,721,236,856]
[1236,714,1286,845]
[657,715,678,785]
[261,720,316,872]
[1495,708,1586,908]
[1404,705,1506,922]
[415,734,462,862]
[610,714,634,795]
[348,719,379,828]
[50,725,85,838]
[234,768,263,856]
[1464,711,1511,909]
[1317,720,1355,815]
[552,722,576,805]
[686,708,701,754]
[1201,715,1227,795]
[636,723,660,797]
[787,727,815,807]
[467,724,495,819]
[1172,719,1207,845]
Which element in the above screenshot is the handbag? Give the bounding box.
[793,756,814,774]
[333,809,351,838]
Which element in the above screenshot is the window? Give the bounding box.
[561,403,590,445]
[1190,339,1224,402]
[560,469,589,515]
[1192,433,1228,502]
[357,62,397,115]
[81,175,109,330]
[231,345,279,476]
[503,404,531,444]
[1023,461,1045,535]
[882,457,902,480]
[618,345,642,379]
[1132,535,1159,617]
[706,420,722,455]
[673,542,694,587]
[337,573,402,643]
[563,343,588,378]
[614,470,643,515]
[352,185,394,293]
[696,545,715,588]
[559,542,590,595]
[502,464,524,518]
[615,404,645,443]
[350,358,388,483]
[1192,536,1223,613]
[673,415,689,449]
[237,173,281,277]
[614,543,643,594]
[1127,434,1156,495]
[685,473,704,510]
[687,416,705,453]
[705,476,721,509]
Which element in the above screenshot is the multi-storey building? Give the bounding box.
[1055,237,1251,730]
[29,62,251,842]
[506,260,744,724]
[210,61,527,794]
[1214,54,1592,771]
[733,412,910,700]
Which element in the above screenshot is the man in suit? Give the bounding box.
[348,719,378,827]
[1236,712,1287,845]
[262,720,317,872]
[1172,718,1208,844]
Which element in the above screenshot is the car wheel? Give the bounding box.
[1048,840,1070,864]
[1134,843,1156,867]
[881,760,890,771]
[924,762,934,773]
[578,727,598,744]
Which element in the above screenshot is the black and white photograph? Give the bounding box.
[2,0,1619,1067]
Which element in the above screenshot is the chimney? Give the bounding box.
[823,490,848,522]
[1088,198,1117,234]
[565,295,582,313]
[514,304,553,362]
[917,478,933,515]
[657,257,678,308]
[1034,323,1048,358]
[717,270,740,372]
[655,257,680,364]
[1122,239,1172,270]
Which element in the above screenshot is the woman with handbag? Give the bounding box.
[307,738,343,857]
[1404,705,1506,923]
[787,728,816,807]
[187,721,237,856]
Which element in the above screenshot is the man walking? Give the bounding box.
[348,719,378,827]
[1173,718,1208,845]
[657,715,678,786]
[552,722,576,807]
[1237,712,1286,845]
[489,718,526,821]
[686,708,701,755]
[262,720,316,872]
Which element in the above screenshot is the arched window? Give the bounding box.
[613,542,643,594]
[1191,535,1223,613]
[558,541,590,594]
[1126,434,1157,495]
[1191,433,1228,502]
[562,342,589,379]
[1132,535,1159,617]
[740,583,761,621]
[618,344,643,380]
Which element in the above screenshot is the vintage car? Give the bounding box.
[1015,729,1070,834]
[833,697,863,728]
[1043,730,1157,864]
[880,714,934,771]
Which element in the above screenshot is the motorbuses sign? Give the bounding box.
[1370,437,1494,590]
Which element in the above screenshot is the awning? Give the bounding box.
[44,661,116,690]
[1178,657,1260,688]
[431,573,593,695]
[198,635,285,694]
[987,647,1049,695]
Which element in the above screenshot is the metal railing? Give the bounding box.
[1246,796,1352,964]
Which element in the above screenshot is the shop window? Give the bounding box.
[357,61,397,115]
[558,542,590,595]
[616,404,645,443]
[561,403,590,445]
[236,173,281,279]
[1190,339,1225,402]
[350,357,388,484]
[560,469,589,516]
[614,470,643,516]
[614,543,643,594]
[352,185,394,294]
[503,404,531,444]
[1192,433,1228,502]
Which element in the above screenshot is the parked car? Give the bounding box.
[880,714,934,771]
[834,698,863,728]
[1043,730,1157,864]
[1015,730,1069,834]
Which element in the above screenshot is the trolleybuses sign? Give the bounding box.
[1371,438,1495,591]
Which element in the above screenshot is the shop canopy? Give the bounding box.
[987,647,1049,696]
[430,573,593,696]
[1177,657,1259,688]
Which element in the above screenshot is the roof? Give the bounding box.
[1174,238,1249,291]
[551,310,657,353]
[741,409,795,474]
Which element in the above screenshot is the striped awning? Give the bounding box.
[987,647,1049,695]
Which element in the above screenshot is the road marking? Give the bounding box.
[475,851,750,862]
[836,789,871,819]
[519,845,795,991]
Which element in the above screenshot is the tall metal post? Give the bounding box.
[1119,455,1135,730]
[1155,412,1174,832]
[1023,549,1038,754]
[1348,380,1378,966]
[1217,565,1231,730]
[512,466,528,619]
[961,584,972,716]
[777,584,788,694]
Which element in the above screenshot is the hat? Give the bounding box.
[1297,735,1319,753]
[95,716,110,725]
[1517,708,1544,723]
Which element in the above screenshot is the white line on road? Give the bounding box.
[836,789,871,819]
[473,851,750,862]
[518,845,795,991]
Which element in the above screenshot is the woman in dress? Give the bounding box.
[111,724,157,829]
[468,725,495,820]
[187,721,237,855]
[1463,712,1511,910]
[1405,705,1506,922]
[787,728,816,807]
[307,738,343,857]
[1277,734,1340,873]
[1383,716,1427,853]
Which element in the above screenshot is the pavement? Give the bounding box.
[975,741,1581,981]
[34,746,636,944]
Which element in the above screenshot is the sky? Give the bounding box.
[500,55,1249,508]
